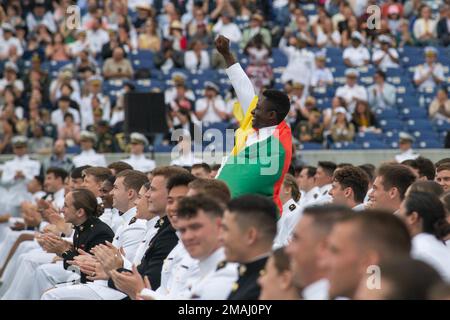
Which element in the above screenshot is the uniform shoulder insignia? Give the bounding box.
[289,204,296,211]
[239,265,247,276]
[231,282,239,292]
[216,260,227,271]
[129,217,137,225]
[314,194,318,199]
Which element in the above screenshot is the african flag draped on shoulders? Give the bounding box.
[216,63,292,214]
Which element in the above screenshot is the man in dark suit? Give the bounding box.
[221,195,278,300]
[437,5,450,46]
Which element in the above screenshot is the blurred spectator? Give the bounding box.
[310,51,334,88]
[111,82,135,127]
[165,72,196,105]
[0,118,16,154]
[49,68,81,105]
[0,87,23,120]
[372,35,400,70]
[398,18,416,47]
[69,30,90,57]
[186,7,209,39]
[287,82,306,124]
[75,49,99,76]
[39,109,58,140]
[40,139,74,175]
[437,4,450,47]
[51,96,81,130]
[241,13,271,49]
[292,14,315,47]
[335,69,368,113]
[212,14,242,43]
[368,70,397,110]
[314,16,341,48]
[133,3,154,30]
[413,47,445,92]
[101,31,121,61]
[0,62,24,97]
[343,31,370,68]
[58,113,81,146]
[413,4,437,46]
[279,32,315,86]
[26,0,57,33]
[294,110,324,144]
[352,101,380,133]
[80,76,111,129]
[121,132,155,173]
[404,0,423,18]
[395,132,419,163]
[429,87,450,122]
[189,22,213,48]
[27,124,53,155]
[72,131,107,167]
[386,4,403,37]
[0,23,23,60]
[102,47,134,80]
[330,107,355,143]
[184,40,210,72]
[86,18,110,56]
[244,34,273,93]
[154,39,185,72]
[138,19,161,51]
[95,121,119,153]
[323,96,347,130]
[195,82,229,124]
[168,20,187,51]
[45,33,70,62]
[169,108,201,143]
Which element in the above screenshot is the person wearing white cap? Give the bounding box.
[72,131,107,167]
[413,47,445,92]
[170,130,203,167]
[0,23,23,60]
[279,30,315,86]
[122,133,156,173]
[372,35,399,70]
[413,4,437,46]
[310,51,334,88]
[26,0,57,34]
[330,107,355,143]
[395,132,420,163]
[79,75,111,129]
[195,81,229,124]
[0,136,41,221]
[164,72,196,105]
[343,31,370,68]
[0,61,24,96]
[335,69,368,113]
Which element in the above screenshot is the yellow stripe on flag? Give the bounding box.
[231,96,258,156]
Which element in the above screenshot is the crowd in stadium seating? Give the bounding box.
[0,0,448,156]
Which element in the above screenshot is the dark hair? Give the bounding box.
[191,163,212,174]
[46,167,68,182]
[116,169,148,193]
[70,166,91,180]
[177,194,224,219]
[339,210,411,261]
[436,158,450,168]
[358,164,376,182]
[34,175,44,187]
[378,257,442,300]
[151,166,190,181]
[108,161,133,174]
[437,163,450,173]
[303,204,353,234]
[318,161,337,177]
[63,112,74,121]
[166,172,196,192]
[333,166,370,203]
[441,192,450,216]
[375,69,386,80]
[302,166,317,178]
[188,178,231,204]
[409,181,444,197]
[71,188,103,217]
[404,191,450,239]
[272,247,291,274]
[404,157,436,180]
[377,164,416,200]
[262,89,290,123]
[227,195,278,243]
[83,167,112,183]
[283,174,301,202]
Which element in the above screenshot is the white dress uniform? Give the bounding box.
[273,199,304,249]
[41,217,160,300]
[299,187,320,207]
[99,208,123,234]
[411,233,450,283]
[302,278,329,300]
[395,148,419,163]
[122,154,156,173]
[138,240,198,299]
[311,184,333,205]
[0,155,41,218]
[413,62,445,91]
[72,149,107,167]
[30,208,146,299]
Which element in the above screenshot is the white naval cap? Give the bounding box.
[399,132,415,143]
[345,68,360,77]
[12,135,28,147]
[80,130,97,143]
[204,81,219,92]
[130,132,149,147]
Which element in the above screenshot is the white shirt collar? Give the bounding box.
[14,155,30,161]
[54,188,65,201]
[120,207,137,224]
[147,216,159,229]
[302,278,329,300]
[319,184,332,196]
[198,247,226,276]
[282,199,297,214]
[81,149,97,156]
[130,153,145,160]
[352,203,366,211]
